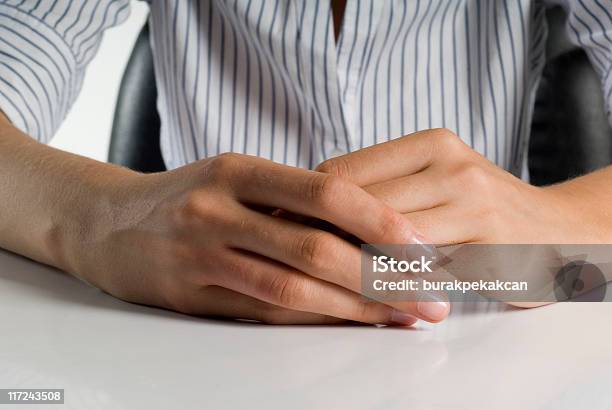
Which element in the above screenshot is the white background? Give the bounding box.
[49,1,149,162]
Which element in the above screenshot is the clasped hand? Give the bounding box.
[80,128,596,326]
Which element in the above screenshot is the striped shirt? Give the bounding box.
[0,0,611,176]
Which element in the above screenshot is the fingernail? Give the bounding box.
[413,233,430,245]
[390,309,418,326]
[417,299,450,322]
[412,233,436,257]
[412,233,453,268]
[401,232,437,268]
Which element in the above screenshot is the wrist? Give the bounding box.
[541,180,612,243]
[49,162,144,279]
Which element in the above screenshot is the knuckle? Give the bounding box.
[204,152,243,181]
[435,127,459,143]
[176,190,226,228]
[296,231,335,272]
[177,191,208,224]
[307,174,346,210]
[266,275,308,308]
[316,156,352,178]
[433,128,464,152]
[375,207,405,242]
[457,163,490,188]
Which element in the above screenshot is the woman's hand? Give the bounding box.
[316,128,608,245]
[71,153,450,325]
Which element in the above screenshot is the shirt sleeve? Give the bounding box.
[546,0,612,127]
[0,0,130,143]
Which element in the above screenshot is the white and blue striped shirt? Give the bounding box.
[0,0,611,175]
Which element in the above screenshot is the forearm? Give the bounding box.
[0,113,139,275]
[544,166,612,242]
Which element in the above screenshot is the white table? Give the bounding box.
[1,249,611,410]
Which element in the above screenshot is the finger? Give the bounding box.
[229,157,422,245]
[227,208,448,323]
[182,286,347,325]
[406,205,479,245]
[271,209,360,245]
[210,249,421,326]
[363,168,450,213]
[229,207,365,292]
[316,128,466,185]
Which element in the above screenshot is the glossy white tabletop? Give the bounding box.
[1,249,611,410]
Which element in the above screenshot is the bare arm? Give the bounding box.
[0,113,449,325]
[0,112,136,273]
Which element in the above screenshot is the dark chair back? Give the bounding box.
[529,6,612,185]
[109,23,165,172]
